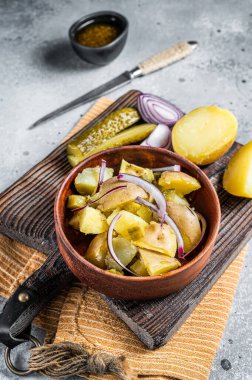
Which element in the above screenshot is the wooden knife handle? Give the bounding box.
[138,41,197,75]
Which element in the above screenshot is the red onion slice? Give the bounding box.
[183,213,207,259]
[135,197,184,257]
[107,213,137,276]
[96,159,106,193]
[152,165,181,173]
[72,185,127,213]
[141,124,172,149]
[117,173,167,223]
[137,93,184,127]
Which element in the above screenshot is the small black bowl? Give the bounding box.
[69,11,128,66]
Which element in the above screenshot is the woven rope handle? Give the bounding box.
[138,41,196,75]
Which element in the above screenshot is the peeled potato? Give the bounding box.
[223,141,252,198]
[110,210,148,240]
[158,172,201,195]
[134,221,177,257]
[69,207,108,234]
[139,248,181,276]
[172,106,238,165]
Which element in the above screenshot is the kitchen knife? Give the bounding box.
[29,41,198,129]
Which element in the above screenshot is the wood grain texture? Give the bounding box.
[0,90,251,349]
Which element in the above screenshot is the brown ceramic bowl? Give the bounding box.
[54,146,221,300]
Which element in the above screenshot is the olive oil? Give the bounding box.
[76,22,121,48]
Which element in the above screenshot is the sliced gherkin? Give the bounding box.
[67,107,140,166]
[68,123,156,166]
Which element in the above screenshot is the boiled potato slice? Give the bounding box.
[85,233,108,269]
[119,159,154,182]
[109,210,148,240]
[75,166,114,195]
[130,259,148,276]
[139,248,181,276]
[223,141,252,198]
[172,106,238,165]
[105,236,137,271]
[67,195,89,209]
[73,207,108,234]
[134,222,177,257]
[166,202,201,252]
[158,172,201,195]
[97,177,148,212]
[136,205,153,223]
[162,189,189,206]
[123,201,141,214]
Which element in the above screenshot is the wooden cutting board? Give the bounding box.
[0,90,251,349]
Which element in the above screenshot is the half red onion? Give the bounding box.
[72,185,127,213]
[96,159,106,193]
[140,124,172,149]
[135,197,184,257]
[152,165,181,173]
[137,93,184,127]
[183,213,207,259]
[107,213,137,276]
[117,173,167,223]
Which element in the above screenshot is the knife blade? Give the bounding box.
[29,41,198,129]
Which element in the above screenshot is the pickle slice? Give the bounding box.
[68,123,156,166]
[67,108,140,166]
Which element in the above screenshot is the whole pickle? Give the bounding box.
[68,123,156,166]
[67,108,140,166]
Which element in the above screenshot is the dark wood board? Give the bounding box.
[0,90,251,349]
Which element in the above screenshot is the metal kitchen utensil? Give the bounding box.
[29,41,197,129]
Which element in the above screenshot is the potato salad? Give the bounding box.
[67,159,206,277]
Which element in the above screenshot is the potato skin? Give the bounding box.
[223,141,252,198]
[166,202,201,252]
[172,106,238,165]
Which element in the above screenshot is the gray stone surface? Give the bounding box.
[0,0,251,379]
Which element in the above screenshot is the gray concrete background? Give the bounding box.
[0,0,251,379]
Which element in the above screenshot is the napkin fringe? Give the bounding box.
[29,342,135,379]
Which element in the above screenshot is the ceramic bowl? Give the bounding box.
[69,11,128,66]
[54,146,221,300]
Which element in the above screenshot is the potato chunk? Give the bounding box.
[85,233,108,269]
[119,159,154,182]
[158,172,201,195]
[166,202,201,252]
[130,259,148,276]
[139,248,181,276]
[223,141,252,198]
[74,166,114,195]
[162,189,189,206]
[69,207,108,234]
[172,106,238,165]
[97,177,148,212]
[108,210,148,240]
[134,222,177,257]
[105,237,137,271]
[67,195,89,209]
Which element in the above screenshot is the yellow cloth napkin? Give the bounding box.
[0,98,247,380]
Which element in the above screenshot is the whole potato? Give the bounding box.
[166,202,201,252]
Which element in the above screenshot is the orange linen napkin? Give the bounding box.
[0,98,248,380]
